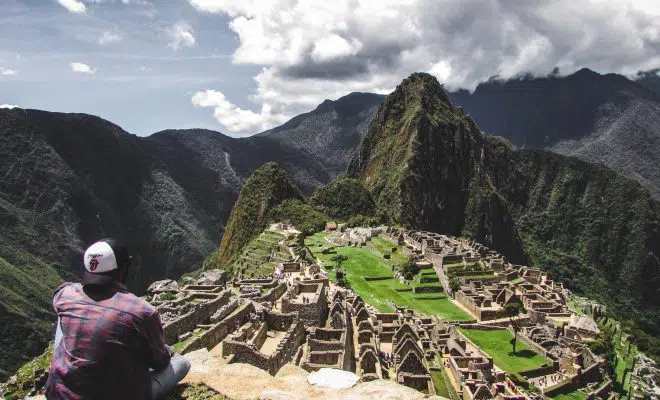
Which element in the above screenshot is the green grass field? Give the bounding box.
[305,233,472,320]
[552,390,589,400]
[430,369,452,398]
[459,328,548,373]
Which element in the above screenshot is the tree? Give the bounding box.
[505,302,524,354]
[449,278,461,293]
[398,256,420,280]
[331,254,348,269]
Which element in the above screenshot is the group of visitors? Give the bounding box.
[536,372,565,387]
[379,351,395,367]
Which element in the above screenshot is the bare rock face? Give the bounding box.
[182,349,447,400]
[196,269,227,286]
[147,279,180,294]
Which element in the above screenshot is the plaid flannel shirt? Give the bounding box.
[45,281,172,400]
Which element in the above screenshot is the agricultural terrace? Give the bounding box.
[304,232,472,321]
[459,328,548,374]
[552,390,589,400]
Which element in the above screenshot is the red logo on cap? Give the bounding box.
[89,257,100,271]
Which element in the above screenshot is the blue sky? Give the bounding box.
[1,0,659,137]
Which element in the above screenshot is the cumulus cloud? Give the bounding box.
[0,104,20,109]
[188,0,660,134]
[56,0,87,13]
[0,68,17,76]
[167,22,196,50]
[71,62,96,74]
[191,89,287,134]
[99,31,122,45]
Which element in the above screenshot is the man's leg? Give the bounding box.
[150,355,191,399]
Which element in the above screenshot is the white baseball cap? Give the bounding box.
[82,238,131,285]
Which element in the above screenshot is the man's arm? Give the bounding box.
[144,310,173,371]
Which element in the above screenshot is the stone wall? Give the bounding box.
[163,290,232,344]
[255,282,287,303]
[281,282,328,327]
[180,301,256,354]
[223,310,306,376]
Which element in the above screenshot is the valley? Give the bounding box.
[0,71,659,400]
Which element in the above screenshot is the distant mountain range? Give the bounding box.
[0,92,380,377]
[1,67,659,377]
[448,68,660,199]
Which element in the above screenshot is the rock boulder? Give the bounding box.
[147,279,180,294]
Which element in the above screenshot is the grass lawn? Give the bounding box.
[552,390,589,400]
[305,233,472,320]
[370,236,407,264]
[431,369,453,399]
[459,328,548,373]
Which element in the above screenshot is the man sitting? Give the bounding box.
[46,238,190,399]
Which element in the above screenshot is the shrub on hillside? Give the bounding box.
[397,256,420,280]
[268,199,327,235]
[309,176,376,220]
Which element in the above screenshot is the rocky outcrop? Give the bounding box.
[147,280,181,294]
[182,349,447,400]
[196,269,227,286]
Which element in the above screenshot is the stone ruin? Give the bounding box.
[222,309,305,375]
[281,278,329,327]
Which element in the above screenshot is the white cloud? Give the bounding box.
[167,22,196,50]
[0,68,17,76]
[0,104,20,109]
[188,0,660,134]
[99,31,122,45]
[56,0,87,13]
[71,62,96,74]
[191,89,287,134]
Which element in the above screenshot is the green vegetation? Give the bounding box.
[214,162,304,269]
[268,198,327,235]
[504,302,525,354]
[171,329,207,354]
[397,256,420,280]
[0,343,53,399]
[370,236,407,264]
[347,71,660,363]
[430,369,455,399]
[552,390,589,400]
[305,233,471,320]
[459,328,547,374]
[165,383,230,400]
[330,254,348,269]
[309,176,376,220]
[227,229,289,278]
[591,315,638,395]
[0,237,66,380]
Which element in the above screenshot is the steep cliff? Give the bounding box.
[348,73,660,350]
[448,69,660,199]
[348,73,528,263]
[215,162,304,267]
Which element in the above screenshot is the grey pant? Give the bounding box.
[150,355,191,399]
[55,317,191,399]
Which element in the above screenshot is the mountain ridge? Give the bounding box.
[348,73,660,355]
